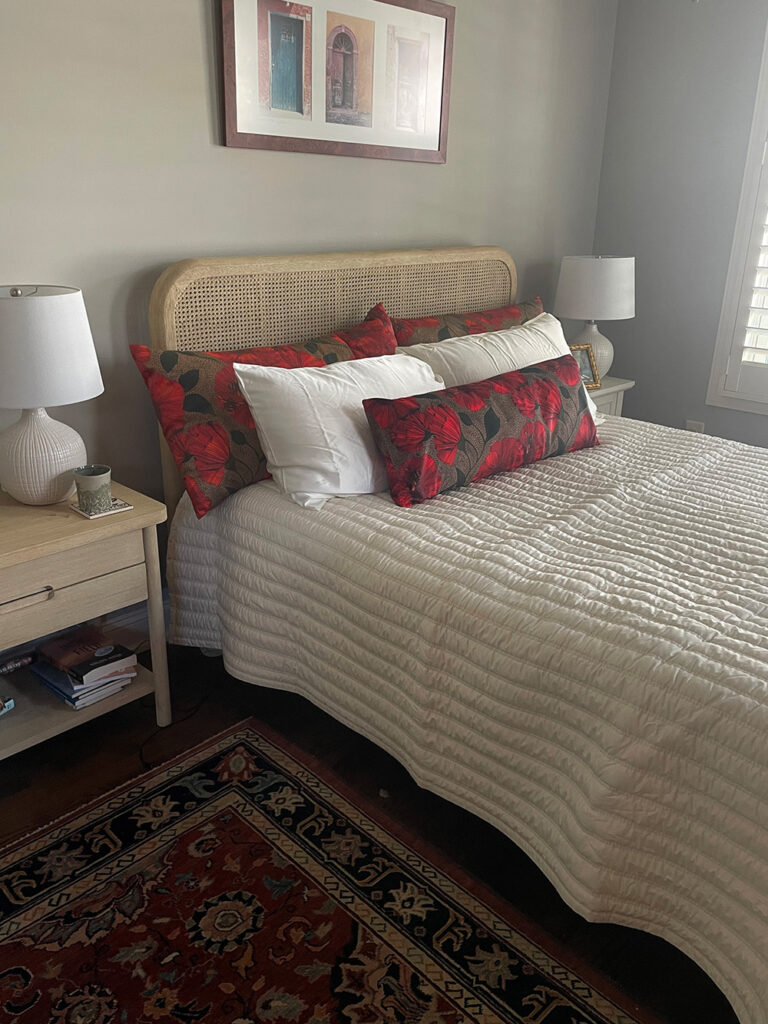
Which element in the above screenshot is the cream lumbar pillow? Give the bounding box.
[398,312,601,421]
[234,354,443,509]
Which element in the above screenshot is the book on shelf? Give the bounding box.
[31,659,137,695]
[38,626,137,686]
[38,677,132,710]
[31,660,136,694]
[31,661,136,710]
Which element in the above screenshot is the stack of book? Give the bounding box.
[32,626,138,710]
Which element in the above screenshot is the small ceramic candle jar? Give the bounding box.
[73,464,111,515]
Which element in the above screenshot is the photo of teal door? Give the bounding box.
[270,13,303,114]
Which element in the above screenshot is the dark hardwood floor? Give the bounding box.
[0,645,738,1024]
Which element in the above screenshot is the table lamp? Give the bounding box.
[554,256,635,378]
[0,285,104,505]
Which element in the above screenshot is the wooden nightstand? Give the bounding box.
[591,376,635,416]
[0,482,171,760]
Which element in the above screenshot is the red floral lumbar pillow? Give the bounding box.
[131,307,395,517]
[363,353,597,507]
[391,297,543,347]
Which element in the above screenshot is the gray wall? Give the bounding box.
[1,0,616,498]
[594,0,768,444]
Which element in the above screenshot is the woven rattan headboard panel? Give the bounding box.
[148,246,517,516]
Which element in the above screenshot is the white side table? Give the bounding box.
[0,482,171,760]
[591,377,635,417]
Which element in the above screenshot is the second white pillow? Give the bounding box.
[234,354,443,509]
[398,313,601,421]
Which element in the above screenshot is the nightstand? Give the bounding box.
[591,376,635,417]
[0,482,171,760]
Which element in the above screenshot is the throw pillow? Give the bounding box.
[363,353,597,507]
[391,297,543,347]
[130,306,395,517]
[130,337,351,517]
[331,303,398,357]
[234,353,444,510]
[398,312,600,421]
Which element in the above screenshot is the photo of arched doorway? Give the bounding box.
[329,29,357,113]
[326,14,373,127]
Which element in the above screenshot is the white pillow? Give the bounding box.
[398,312,602,422]
[234,354,443,509]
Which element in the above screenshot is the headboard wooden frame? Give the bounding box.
[149,245,517,519]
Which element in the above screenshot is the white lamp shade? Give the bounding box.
[554,256,635,322]
[0,285,104,409]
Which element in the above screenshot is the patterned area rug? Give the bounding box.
[0,722,652,1024]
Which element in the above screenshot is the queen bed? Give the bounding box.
[147,247,768,1024]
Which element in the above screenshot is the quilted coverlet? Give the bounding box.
[168,417,768,1024]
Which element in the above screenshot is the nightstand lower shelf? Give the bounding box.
[0,664,156,761]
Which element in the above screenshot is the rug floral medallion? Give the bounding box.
[0,723,645,1024]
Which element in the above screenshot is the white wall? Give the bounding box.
[0,0,617,497]
[594,0,768,444]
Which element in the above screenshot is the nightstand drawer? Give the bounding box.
[593,391,624,416]
[0,533,144,607]
[0,563,148,650]
[590,377,635,418]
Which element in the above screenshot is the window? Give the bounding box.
[708,23,768,413]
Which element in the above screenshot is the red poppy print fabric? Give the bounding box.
[130,336,352,517]
[337,302,398,356]
[391,297,543,347]
[363,353,597,508]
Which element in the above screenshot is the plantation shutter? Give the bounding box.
[708,23,768,413]
[724,138,768,399]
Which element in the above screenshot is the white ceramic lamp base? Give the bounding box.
[572,321,614,379]
[0,408,87,504]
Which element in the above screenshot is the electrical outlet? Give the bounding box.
[685,420,705,433]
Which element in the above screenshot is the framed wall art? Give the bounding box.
[221,0,455,163]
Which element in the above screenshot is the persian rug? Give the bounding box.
[0,722,653,1024]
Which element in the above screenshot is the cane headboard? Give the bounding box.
[148,245,517,518]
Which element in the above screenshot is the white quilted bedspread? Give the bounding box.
[168,416,768,1023]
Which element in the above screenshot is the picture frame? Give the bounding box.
[221,0,455,163]
[569,343,602,390]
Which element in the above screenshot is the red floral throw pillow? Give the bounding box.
[391,297,544,347]
[363,353,597,508]
[131,306,395,517]
[348,302,397,356]
[131,337,352,517]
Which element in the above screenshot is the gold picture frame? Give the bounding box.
[569,343,601,390]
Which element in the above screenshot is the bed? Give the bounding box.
[148,247,768,1024]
